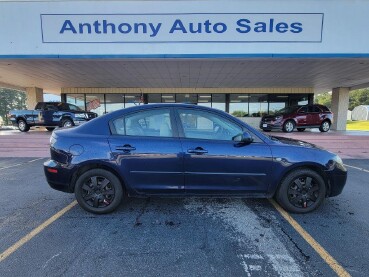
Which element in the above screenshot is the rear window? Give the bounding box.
[320,105,330,112]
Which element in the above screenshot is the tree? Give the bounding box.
[315,89,369,111]
[349,88,369,111]
[0,88,27,125]
[315,92,332,108]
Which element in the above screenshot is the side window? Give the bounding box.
[308,106,321,113]
[112,109,173,137]
[35,103,44,110]
[178,109,242,141]
[298,106,308,113]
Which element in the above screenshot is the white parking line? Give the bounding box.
[344,164,369,173]
[0,158,46,171]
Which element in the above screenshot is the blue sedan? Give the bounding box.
[44,104,347,214]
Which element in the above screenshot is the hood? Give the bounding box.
[269,136,322,150]
[262,114,282,119]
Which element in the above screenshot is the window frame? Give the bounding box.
[109,107,179,138]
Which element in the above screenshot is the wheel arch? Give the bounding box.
[69,161,127,194]
[273,163,330,197]
[16,116,27,123]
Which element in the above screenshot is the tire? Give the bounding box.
[275,169,326,213]
[75,169,124,214]
[46,127,55,132]
[18,119,30,132]
[282,120,295,133]
[62,118,74,128]
[297,128,305,132]
[319,120,330,132]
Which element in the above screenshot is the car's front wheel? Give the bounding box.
[319,121,331,132]
[75,169,124,214]
[275,169,326,213]
[283,120,295,133]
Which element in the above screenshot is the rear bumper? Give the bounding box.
[44,159,76,193]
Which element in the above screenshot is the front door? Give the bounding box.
[176,108,273,195]
[108,108,184,194]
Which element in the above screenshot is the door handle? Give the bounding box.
[116,144,136,152]
[187,147,208,155]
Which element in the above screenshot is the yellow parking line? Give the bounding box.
[0,200,77,262]
[269,199,351,277]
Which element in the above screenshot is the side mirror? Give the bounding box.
[233,132,254,145]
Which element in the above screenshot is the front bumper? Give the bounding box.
[259,121,283,130]
[326,164,348,197]
[44,159,76,193]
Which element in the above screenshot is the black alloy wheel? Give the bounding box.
[297,128,305,132]
[276,169,326,213]
[75,169,124,214]
[18,119,30,132]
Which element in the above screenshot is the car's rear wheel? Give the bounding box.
[62,118,74,128]
[283,120,295,133]
[46,127,55,132]
[275,169,326,213]
[18,119,30,132]
[297,128,305,132]
[75,169,124,214]
[319,121,331,132]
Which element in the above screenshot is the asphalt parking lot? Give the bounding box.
[0,130,369,276]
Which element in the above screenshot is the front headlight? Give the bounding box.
[75,113,87,118]
[327,155,346,171]
[274,116,283,121]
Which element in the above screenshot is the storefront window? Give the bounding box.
[86,94,105,116]
[249,94,268,117]
[147,94,161,103]
[105,94,125,113]
[269,94,288,114]
[211,94,226,111]
[290,94,309,106]
[66,94,85,110]
[124,94,142,108]
[176,94,197,104]
[161,94,175,103]
[197,94,212,108]
[229,94,249,117]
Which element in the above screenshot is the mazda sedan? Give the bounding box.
[44,104,347,214]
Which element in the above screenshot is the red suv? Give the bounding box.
[260,104,333,133]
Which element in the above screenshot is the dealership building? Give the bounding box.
[1,0,369,130]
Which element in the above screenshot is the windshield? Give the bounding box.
[274,106,300,115]
[58,103,83,111]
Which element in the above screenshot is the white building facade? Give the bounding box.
[1,0,369,130]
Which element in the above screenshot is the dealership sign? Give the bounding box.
[41,13,323,43]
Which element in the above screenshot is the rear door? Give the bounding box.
[108,108,184,194]
[176,108,273,194]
